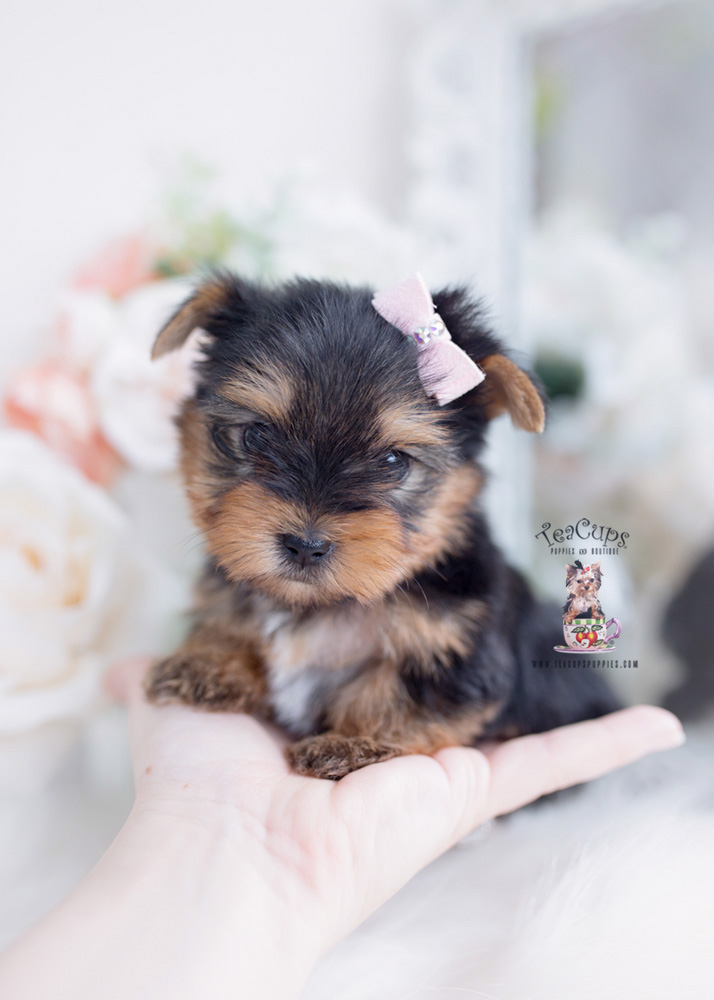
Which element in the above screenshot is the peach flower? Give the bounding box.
[72,234,158,299]
[4,363,122,487]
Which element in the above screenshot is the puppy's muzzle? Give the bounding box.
[280,533,334,570]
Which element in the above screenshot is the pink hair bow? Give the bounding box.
[372,272,485,406]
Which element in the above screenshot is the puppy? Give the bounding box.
[563,561,604,624]
[145,272,619,779]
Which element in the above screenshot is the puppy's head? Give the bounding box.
[566,561,603,598]
[154,272,545,607]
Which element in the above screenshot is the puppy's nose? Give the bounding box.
[281,533,334,567]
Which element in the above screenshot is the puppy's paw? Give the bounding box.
[287,733,401,780]
[144,654,256,712]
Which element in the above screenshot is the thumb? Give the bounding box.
[104,656,152,707]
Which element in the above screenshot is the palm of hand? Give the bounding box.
[115,658,683,949]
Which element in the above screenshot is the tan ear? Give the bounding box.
[478,355,545,433]
[566,563,578,583]
[151,275,236,360]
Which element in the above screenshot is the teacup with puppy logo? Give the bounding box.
[562,615,621,652]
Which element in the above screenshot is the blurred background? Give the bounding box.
[2,0,714,989]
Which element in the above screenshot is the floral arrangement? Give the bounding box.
[0,168,273,741]
[3,164,274,486]
[0,431,182,735]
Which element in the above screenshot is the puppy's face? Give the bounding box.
[154,274,545,608]
[566,562,602,599]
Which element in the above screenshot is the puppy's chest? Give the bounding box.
[261,609,382,737]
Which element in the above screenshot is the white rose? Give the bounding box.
[0,431,184,734]
[271,191,418,285]
[56,288,121,370]
[91,280,201,473]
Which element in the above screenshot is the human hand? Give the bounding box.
[0,659,684,1000]
[111,659,683,968]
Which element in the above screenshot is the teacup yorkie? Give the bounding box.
[563,561,604,624]
[145,271,618,779]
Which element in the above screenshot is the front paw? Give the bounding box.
[287,733,401,780]
[144,654,256,712]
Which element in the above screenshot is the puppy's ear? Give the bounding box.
[566,563,579,584]
[477,355,545,433]
[151,272,247,360]
[432,287,545,433]
[592,561,602,579]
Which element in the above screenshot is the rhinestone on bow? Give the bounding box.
[411,315,448,346]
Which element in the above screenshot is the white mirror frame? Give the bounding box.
[407,0,680,565]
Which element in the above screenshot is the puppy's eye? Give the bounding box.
[211,423,242,460]
[242,423,269,454]
[383,450,411,482]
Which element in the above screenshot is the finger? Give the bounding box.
[334,705,684,920]
[483,705,684,820]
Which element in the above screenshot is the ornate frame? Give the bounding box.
[407,0,674,562]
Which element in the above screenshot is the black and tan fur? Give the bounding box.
[145,272,619,779]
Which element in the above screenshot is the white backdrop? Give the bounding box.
[0,0,426,369]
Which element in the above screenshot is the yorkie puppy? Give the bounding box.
[145,271,618,779]
[563,561,604,624]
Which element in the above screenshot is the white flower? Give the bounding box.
[524,202,690,461]
[0,431,184,733]
[247,172,423,286]
[54,279,201,474]
[56,289,120,370]
[88,279,200,472]
[270,194,418,285]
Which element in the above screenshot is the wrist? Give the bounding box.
[0,800,324,1000]
[113,802,325,999]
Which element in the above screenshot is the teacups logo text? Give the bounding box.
[535,518,629,557]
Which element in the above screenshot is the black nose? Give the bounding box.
[281,533,334,568]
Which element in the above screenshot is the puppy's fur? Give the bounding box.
[145,273,619,778]
[563,561,604,624]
